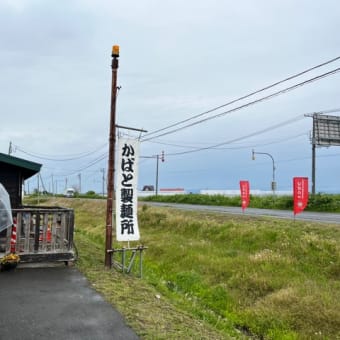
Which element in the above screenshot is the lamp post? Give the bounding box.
[252,149,276,195]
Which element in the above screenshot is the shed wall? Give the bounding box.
[0,164,22,209]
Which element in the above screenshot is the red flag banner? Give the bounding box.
[293,177,309,215]
[240,180,250,212]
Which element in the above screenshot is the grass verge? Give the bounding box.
[36,197,340,339]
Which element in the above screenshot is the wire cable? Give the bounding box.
[144,107,339,157]
[42,151,108,178]
[163,115,306,156]
[14,143,107,161]
[142,68,340,141]
[146,132,308,151]
[142,56,340,139]
[54,152,109,177]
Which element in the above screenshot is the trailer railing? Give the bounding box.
[4,206,75,263]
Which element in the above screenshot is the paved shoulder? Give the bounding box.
[0,266,139,340]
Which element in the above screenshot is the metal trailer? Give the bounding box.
[2,205,75,264]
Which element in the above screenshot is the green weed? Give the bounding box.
[32,198,340,339]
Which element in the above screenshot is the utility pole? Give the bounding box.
[78,173,81,193]
[37,173,40,205]
[155,155,159,196]
[155,151,164,196]
[105,45,120,268]
[8,141,13,155]
[101,168,105,197]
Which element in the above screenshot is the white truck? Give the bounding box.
[64,188,75,198]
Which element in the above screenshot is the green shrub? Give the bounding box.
[141,193,340,212]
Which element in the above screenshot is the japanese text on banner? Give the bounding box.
[116,138,140,241]
[239,180,250,212]
[293,177,309,215]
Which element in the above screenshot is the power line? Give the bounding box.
[14,143,107,161]
[147,107,339,157]
[164,115,306,156]
[154,151,340,176]
[146,132,308,150]
[49,152,108,177]
[64,153,108,176]
[142,68,340,141]
[142,56,340,139]
[274,152,340,164]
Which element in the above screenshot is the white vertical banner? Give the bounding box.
[116,137,140,241]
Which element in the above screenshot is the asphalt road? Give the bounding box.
[0,265,139,340]
[145,202,340,224]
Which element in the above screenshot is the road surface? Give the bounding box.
[0,265,139,340]
[145,202,340,224]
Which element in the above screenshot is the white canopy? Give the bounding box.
[0,182,13,232]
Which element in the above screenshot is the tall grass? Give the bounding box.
[36,198,340,339]
[138,205,340,339]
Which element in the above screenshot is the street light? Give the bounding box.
[252,149,276,195]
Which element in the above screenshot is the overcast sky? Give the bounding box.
[1,0,340,194]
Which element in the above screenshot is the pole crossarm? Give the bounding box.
[115,124,148,133]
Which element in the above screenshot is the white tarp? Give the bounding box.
[115,138,140,241]
[0,182,13,232]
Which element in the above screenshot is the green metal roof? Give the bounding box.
[0,153,42,179]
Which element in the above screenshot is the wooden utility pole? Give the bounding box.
[101,168,105,197]
[105,45,120,268]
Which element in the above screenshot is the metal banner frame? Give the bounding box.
[306,113,340,194]
[313,114,340,146]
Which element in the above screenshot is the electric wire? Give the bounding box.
[161,152,340,175]
[50,152,108,177]
[285,153,334,165]
[142,56,340,139]
[142,68,340,141]
[152,107,339,157]
[146,132,308,150]
[14,143,107,161]
[165,115,306,156]
[21,59,340,192]
[36,106,338,178]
